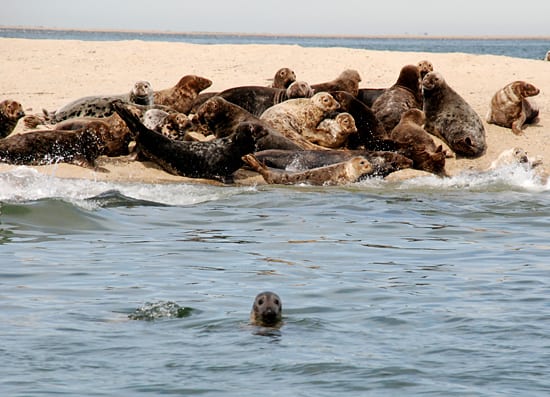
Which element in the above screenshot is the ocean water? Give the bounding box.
[1,165,549,396]
[1,27,549,60]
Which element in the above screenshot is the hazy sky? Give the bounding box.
[2,0,549,36]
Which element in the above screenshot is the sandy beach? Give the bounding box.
[1,37,548,183]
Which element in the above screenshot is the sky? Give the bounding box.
[1,0,549,37]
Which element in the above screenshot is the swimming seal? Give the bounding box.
[114,102,266,182]
[250,291,283,327]
[311,69,362,97]
[422,71,487,158]
[153,75,212,113]
[486,81,540,135]
[242,153,373,185]
[271,67,296,89]
[390,108,447,176]
[371,64,423,133]
[0,99,25,138]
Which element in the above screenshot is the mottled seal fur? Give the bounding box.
[329,91,391,151]
[301,112,357,148]
[153,75,212,113]
[44,80,155,123]
[311,69,362,96]
[242,153,373,185]
[422,71,487,158]
[0,122,107,167]
[390,109,447,176]
[260,92,341,150]
[372,64,422,133]
[417,60,434,79]
[486,81,540,135]
[194,96,303,151]
[250,291,283,327]
[0,99,25,138]
[114,102,265,182]
[217,81,313,117]
[271,67,296,89]
[254,149,412,177]
[142,109,196,140]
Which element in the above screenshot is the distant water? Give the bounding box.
[1,165,550,396]
[1,27,548,60]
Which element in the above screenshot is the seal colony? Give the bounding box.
[0,39,547,185]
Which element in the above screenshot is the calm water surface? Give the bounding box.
[1,166,549,396]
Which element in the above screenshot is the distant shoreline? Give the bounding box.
[1,25,549,41]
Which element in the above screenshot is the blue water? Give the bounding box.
[1,165,549,396]
[1,27,548,60]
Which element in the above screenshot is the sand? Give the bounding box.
[1,37,548,184]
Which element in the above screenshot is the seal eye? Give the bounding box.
[258,298,264,305]
[274,299,280,306]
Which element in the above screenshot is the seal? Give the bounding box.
[417,60,434,79]
[545,51,550,61]
[330,91,391,151]
[356,88,386,107]
[371,64,423,133]
[311,69,362,96]
[250,291,283,327]
[242,153,373,185]
[114,102,266,182]
[43,80,155,123]
[422,71,487,158]
[194,96,303,151]
[0,99,25,138]
[260,92,341,150]
[271,67,296,89]
[142,109,197,140]
[485,81,540,135]
[0,122,107,168]
[216,81,313,117]
[390,109,447,176]
[153,74,212,114]
[254,148,413,177]
[301,112,357,148]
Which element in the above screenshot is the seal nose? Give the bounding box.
[18,110,25,118]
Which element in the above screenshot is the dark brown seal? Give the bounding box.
[371,64,422,133]
[390,109,447,176]
[311,69,362,96]
[356,88,386,107]
[194,96,303,151]
[254,149,412,177]
[250,291,283,327]
[153,75,212,113]
[0,122,107,168]
[486,81,540,135]
[114,102,265,182]
[271,67,296,89]
[422,71,487,158]
[242,153,373,185]
[0,99,25,138]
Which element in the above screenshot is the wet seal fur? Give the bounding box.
[372,64,423,133]
[390,109,447,176]
[0,99,25,138]
[422,71,487,158]
[254,149,412,177]
[271,67,296,89]
[242,153,373,185]
[0,122,108,168]
[114,102,265,182]
[153,75,212,113]
[486,81,540,135]
[311,69,362,96]
[250,291,283,327]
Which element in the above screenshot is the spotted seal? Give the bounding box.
[486,81,540,135]
[242,153,373,185]
[371,64,423,133]
[390,109,447,176]
[216,81,313,117]
[271,67,296,89]
[250,291,283,327]
[0,99,25,138]
[260,92,341,150]
[422,71,487,158]
[153,74,212,114]
[114,102,266,182]
[311,69,362,97]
